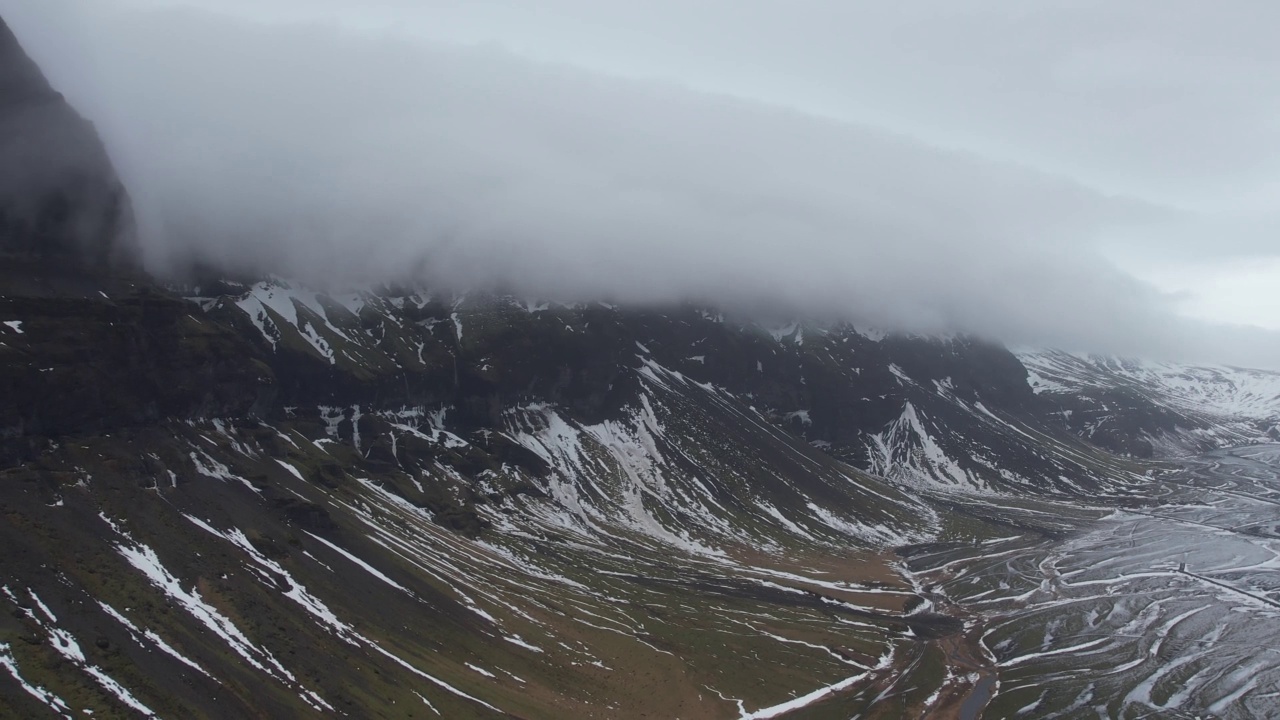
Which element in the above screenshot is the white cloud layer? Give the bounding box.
[5,0,1279,368]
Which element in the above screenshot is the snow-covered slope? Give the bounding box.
[193,280,1157,496]
[1019,349,1280,456]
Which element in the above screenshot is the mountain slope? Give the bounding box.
[1020,349,1280,457]
[0,286,964,719]
[0,17,135,278]
[9,276,1273,718]
[197,280,1159,497]
[1,274,1162,719]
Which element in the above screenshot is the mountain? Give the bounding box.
[0,16,136,288]
[2,18,1277,719]
[1020,349,1280,457]
[6,274,1268,718]
[201,280,1159,498]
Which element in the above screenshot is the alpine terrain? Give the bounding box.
[3,16,1280,720]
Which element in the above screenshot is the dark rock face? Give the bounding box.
[0,17,135,272]
[0,289,275,466]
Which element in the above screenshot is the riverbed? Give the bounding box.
[910,444,1280,719]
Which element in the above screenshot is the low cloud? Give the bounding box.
[7,2,1279,368]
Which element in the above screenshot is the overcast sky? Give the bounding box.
[5,0,1279,367]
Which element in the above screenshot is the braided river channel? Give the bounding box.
[905,444,1280,719]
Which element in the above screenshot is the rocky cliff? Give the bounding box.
[0,17,135,284]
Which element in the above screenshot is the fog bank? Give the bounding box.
[5,1,1279,368]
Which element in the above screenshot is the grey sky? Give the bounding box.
[4,0,1278,367]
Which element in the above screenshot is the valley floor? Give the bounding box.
[907,444,1280,720]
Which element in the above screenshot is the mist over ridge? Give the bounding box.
[5,1,1279,369]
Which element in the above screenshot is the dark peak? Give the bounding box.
[0,14,139,284]
[0,16,56,108]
